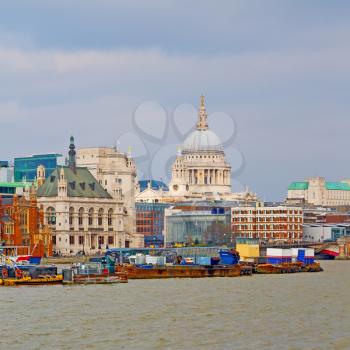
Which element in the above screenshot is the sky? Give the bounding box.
[0,1,349,200]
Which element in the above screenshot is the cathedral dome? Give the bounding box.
[181,95,223,153]
[182,129,222,152]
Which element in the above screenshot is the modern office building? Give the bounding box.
[136,202,171,246]
[0,161,14,182]
[14,153,63,182]
[164,207,232,246]
[231,204,303,241]
[303,224,350,242]
[0,182,32,196]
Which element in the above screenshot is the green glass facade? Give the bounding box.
[14,153,63,182]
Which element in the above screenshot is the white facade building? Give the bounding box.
[287,177,350,207]
[76,146,137,238]
[169,96,232,199]
[37,138,142,255]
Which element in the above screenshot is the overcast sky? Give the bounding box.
[0,1,349,200]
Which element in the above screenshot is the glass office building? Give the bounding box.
[14,154,63,182]
[165,210,232,246]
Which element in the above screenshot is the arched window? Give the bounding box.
[88,208,94,226]
[98,208,104,226]
[108,209,113,226]
[78,207,84,226]
[69,207,74,226]
[46,207,56,226]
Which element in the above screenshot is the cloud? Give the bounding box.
[1,1,350,199]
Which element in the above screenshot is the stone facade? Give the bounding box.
[287,177,350,207]
[37,138,142,256]
[76,147,137,238]
[169,96,232,199]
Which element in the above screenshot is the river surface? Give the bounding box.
[1,261,349,350]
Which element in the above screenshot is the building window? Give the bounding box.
[69,207,74,226]
[88,208,94,226]
[46,207,56,226]
[78,207,84,226]
[98,236,105,245]
[108,209,113,226]
[69,236,75,245]
[98,208,104,226]
[52,236,56,245]
[78,236,84,245]
[108,236,114,245]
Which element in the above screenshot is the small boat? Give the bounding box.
[1,255,62,286]
[62,262,128,285]
[0,275,63,286]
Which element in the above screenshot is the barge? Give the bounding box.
[114,249,252,279]
[116,263,251,279]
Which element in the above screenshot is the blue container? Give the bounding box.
[138,264,153,269]
[29,256,41,265]
[219,250,239,265]
[197,256,212,265]
[297,249,305,263]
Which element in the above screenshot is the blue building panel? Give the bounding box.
[14,153,63,182]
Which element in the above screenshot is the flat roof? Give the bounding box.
[0,182,33,188]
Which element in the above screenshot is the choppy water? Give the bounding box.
[1,261,349,350]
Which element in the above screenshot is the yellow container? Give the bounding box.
[236,244,260,261]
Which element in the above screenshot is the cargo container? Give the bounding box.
[266,248,292,264]
[196,256,212,265]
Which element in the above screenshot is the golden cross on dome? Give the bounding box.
[197,95,208,130]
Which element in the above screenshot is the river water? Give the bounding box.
[1,261,349,350]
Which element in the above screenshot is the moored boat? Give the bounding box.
[62,262,128,285]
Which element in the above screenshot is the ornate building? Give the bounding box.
[76,146,137,237]
[37,137,143,256]
[0,190,52,257]
[287,177,350,207]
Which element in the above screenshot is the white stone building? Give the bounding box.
[37,137,142,255]
[287,177,350,207]
[164,96,258,204]
[168,96,232,199]
[76,146,137,238]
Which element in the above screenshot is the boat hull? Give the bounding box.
[0,275,63,286]
[116,264,247,279]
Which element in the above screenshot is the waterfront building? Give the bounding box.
[14,153,64,182]
[76,146,137,240]
[287,177,350,207]
[0,190,52,256]
[136,202,171,246]
[37,137,142,256]
[231,204,303,241]
[303,224,350,242]
[164,206,232,246]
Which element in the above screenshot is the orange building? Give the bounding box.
[0,189,52,257]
